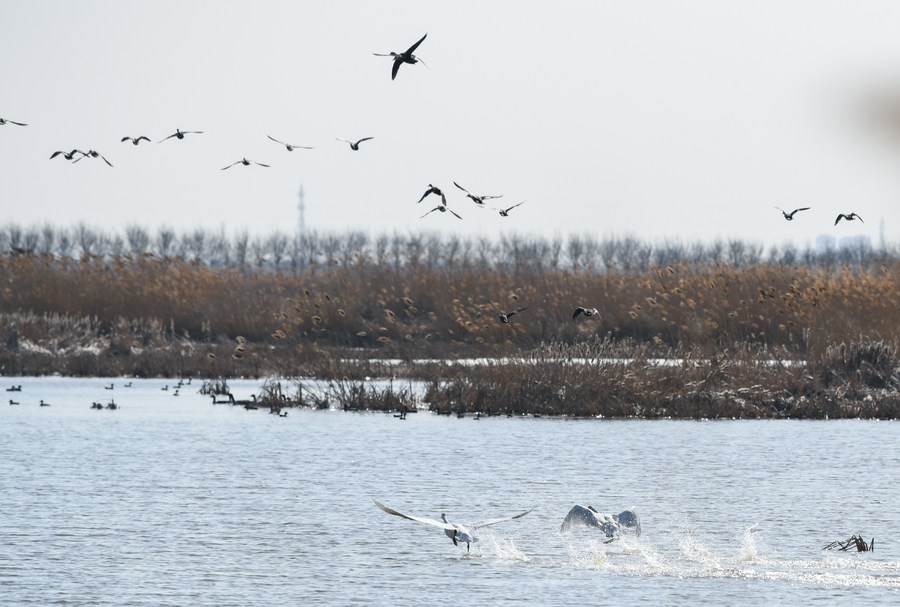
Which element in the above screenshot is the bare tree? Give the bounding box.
[76,223,100,258]
[156,226,176,258]
[20,227,39,254]
[6,224,23,253]
[126,225,150,256]
[339,230,368,268]
[56,228,74,258]
[374,233,389,267]
[207,228,231,267]
[38,224,56,255]
[184,228,207,262]
[617,237,640,271]
[108,234,126,258]
[321,232,341,266]
[233,230,249,269]
[268,232,289,270]
[250,235,268,268]
[567,234,584,272]
[475,235,493,269]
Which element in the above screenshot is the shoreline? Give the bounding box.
[4,340,897,420]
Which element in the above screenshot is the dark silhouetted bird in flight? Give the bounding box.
[834,212,863,225]
[775,206,810,220]
[267,135,313,151]
[420,204,461,220]
[498,307,528,324]
[418,184,446,205]
[336,137,373,150]
[158,129,204,143]
[454,181,502,206]
[221,158,270,170]
[373,33,427,80]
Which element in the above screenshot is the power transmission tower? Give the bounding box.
[297,184,306,234]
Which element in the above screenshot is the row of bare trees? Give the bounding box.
[1,222,894,273]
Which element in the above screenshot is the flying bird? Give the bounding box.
[560,505,641,538]
[498,307,528,324]
[835,212,864,225]
[373,499,533,552]
[418,184,446,205]
[0,117,27,126]
[74,149,113,167]
[373,33,428,80]
[420,204,461,220]
[573,306,600,319]
[121,136,151,145]
[50,149,85,161]
[454,181,502,206]
[775,206,810,220]
[336,137,373,150]
[267,135,313,151]
[221,158,270,170]
[158,129,204,143]
[492,201,526,217]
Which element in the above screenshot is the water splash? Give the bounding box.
[740,524,760,562]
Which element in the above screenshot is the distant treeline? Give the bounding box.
[1,222,897,273]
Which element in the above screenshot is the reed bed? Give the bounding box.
[1,247,898,418]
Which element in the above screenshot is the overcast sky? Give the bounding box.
[2,1,899,250]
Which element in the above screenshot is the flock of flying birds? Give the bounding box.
[774,206,864,226]
[2,31,868,328]
[1,33,524,226]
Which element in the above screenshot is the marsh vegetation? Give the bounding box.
[2,224,898,418]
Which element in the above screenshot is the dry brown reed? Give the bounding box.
[1,251,898,418]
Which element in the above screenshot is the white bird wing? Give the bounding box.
[469,506,534,529]
[374,499,456,531]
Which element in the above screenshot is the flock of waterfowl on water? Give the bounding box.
[7,379,190,410]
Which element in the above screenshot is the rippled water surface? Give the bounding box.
[1,377,898,605]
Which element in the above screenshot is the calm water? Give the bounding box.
[1,377,898,606]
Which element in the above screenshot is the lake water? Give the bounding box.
[1,377,898,606]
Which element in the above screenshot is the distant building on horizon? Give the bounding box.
[815,233,872,253]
